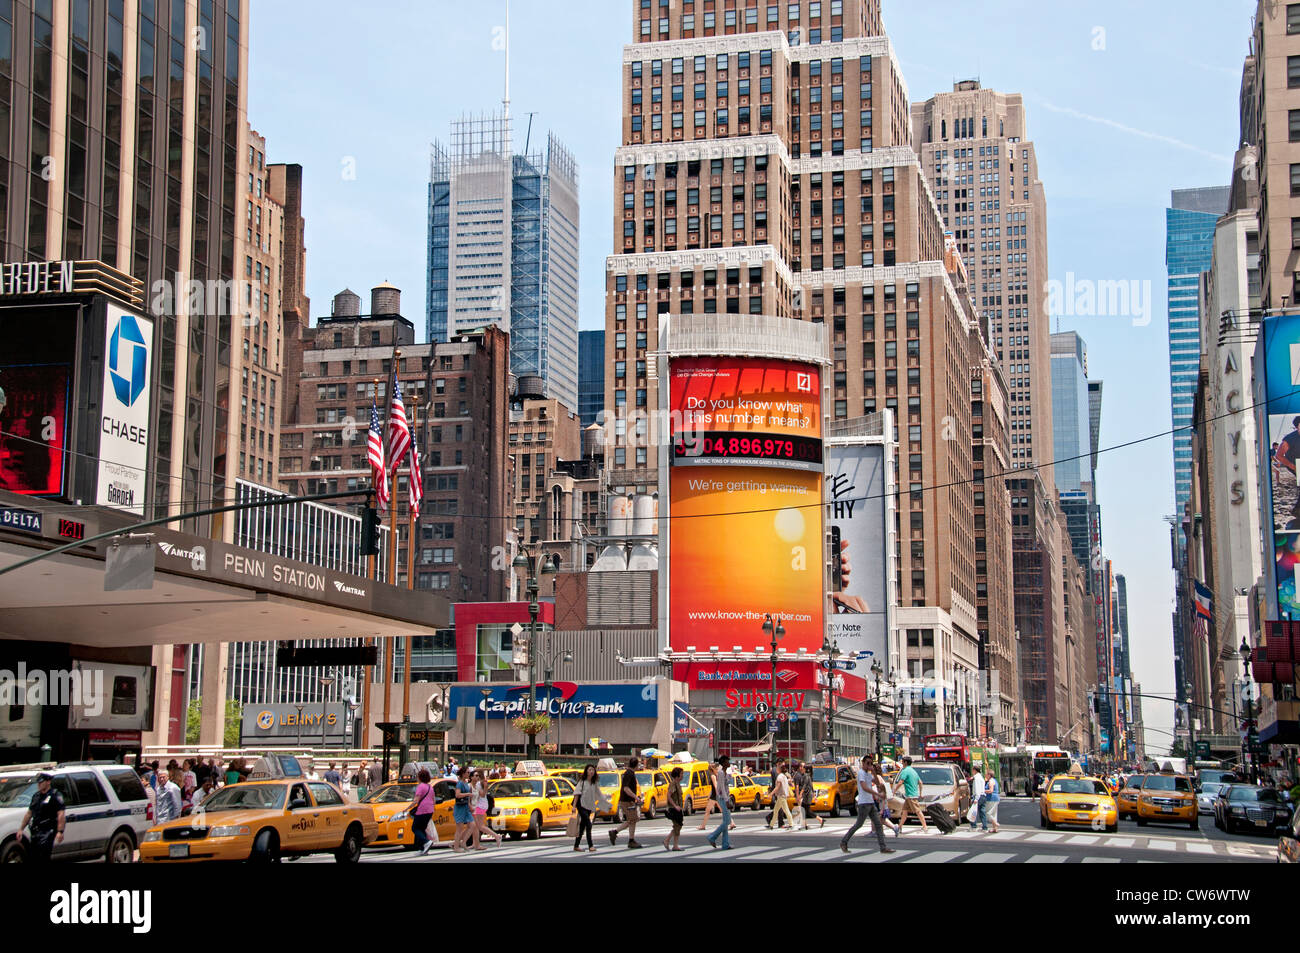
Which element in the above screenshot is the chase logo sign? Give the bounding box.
[97,306,153,515]
[108,314,149,407]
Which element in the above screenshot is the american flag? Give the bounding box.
[387,372,412,472]
[368,402,389,510]
[409,438,424,512]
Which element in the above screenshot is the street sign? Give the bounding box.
[881,744,897,757]
[820,658,858,671]
[789,712,799,723]
[745,713,755,723]
[889,733,903,745]
[755,701,770,715]
[1194,740,1210,759]
[767,718,780,732]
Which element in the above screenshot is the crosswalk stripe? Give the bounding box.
[1064,834,1102,845]
[1143,839,1178,851]
[1081,856,1121,863]
[1183,842,1215,855]
[1106,837,1136,848]
[905,849,967,863]
[965,852,1017,862]
[1025,854,1069,863]
[1023,832,1065,843]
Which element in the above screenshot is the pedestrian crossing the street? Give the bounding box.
[366,822,1276,864]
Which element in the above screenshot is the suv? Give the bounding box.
[0,762,152,863]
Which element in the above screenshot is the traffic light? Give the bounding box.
[360,505,380,556]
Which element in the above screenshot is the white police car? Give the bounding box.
[0,762,152,863]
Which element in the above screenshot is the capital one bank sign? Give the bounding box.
[96,304,153,515]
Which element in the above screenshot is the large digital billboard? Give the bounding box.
[668,354,825,655]
[670,356,821,470]
[1260,312,1300,618]
[669,465,824,653]
[825,442,889,664]
[0,306,75,496]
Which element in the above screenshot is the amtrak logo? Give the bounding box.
[108,314,149,407]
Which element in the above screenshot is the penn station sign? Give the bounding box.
[151,529,369,603]
[137,524,446,630]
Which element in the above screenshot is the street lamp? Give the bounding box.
[513,547,556,759]
[479,687,494,758]
[820,632,840,758]
[543,646,574,752]
[319,670,337,751]
[870,659,883,759]
[1239,636,1256,782]
[762,613,785,771]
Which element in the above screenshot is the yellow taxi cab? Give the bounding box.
[140,778,377,863]
[676,762,716,814]
[634,769,671,819]
[1135,772,1198,830]
[361,778,457,848]
[487,775,576,839]
[1116,774,1147,819]
[547,767,585,785]
[727,774,766,811]
[595,768,627,821]
[751,772,798,811]
[1039,774,1118,833]
[808,763,859,817]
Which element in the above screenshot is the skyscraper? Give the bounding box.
[607,0,996,734]
[1166,187,1229,519]
[913,82,1053,485]
[1051,331,1092,496]
[914,81,1065,745]
[577,329,605,428]
[0,0,250,521]
[426,117,580,415]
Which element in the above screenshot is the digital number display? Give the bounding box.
[673,431,823,467]
[58,518,85,540]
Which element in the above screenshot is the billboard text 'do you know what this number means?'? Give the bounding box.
[668,356,824,654]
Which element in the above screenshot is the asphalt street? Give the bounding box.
[300,796,1281,864]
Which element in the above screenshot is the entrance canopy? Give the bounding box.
[0,525,446,648]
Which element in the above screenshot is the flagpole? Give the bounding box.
[362,379,381,759]
[384,353,401,734]
[403,402,418,724]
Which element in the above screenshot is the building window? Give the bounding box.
[1290,3,1300,33]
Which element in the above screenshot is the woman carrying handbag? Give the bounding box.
[571,765,608,853]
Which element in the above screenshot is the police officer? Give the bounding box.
[19,772,66,863]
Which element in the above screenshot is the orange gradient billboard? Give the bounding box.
[667,355,825,654]
[668,465,824,653]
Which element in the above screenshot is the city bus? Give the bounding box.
[923,733,972,770]
[1030,747,1072,791]
[998,746,1073,796]
[923,734,999,780]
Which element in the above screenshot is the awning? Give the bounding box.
[0,535,445,647]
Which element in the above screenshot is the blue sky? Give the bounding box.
[248,0,1257,754]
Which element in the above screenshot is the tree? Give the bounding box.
[184,697,244,748]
